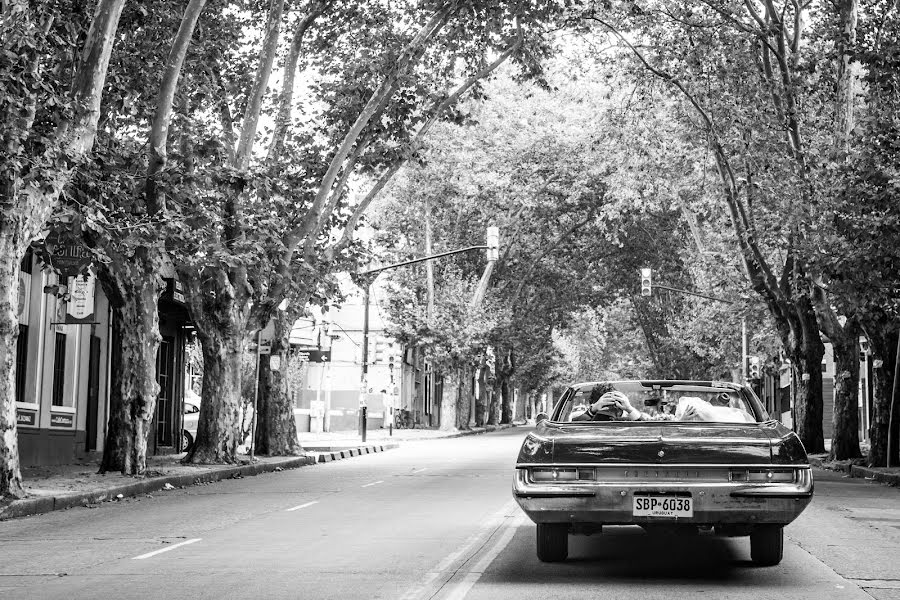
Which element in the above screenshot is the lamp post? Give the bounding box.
[355,227,500,439]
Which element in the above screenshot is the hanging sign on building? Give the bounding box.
[66,273,96,324]
[42,231,93,276]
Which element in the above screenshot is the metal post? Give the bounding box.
[250,328,261,460]
[359,282,370,442]
[888,332,899,468]
[742,317,748,383]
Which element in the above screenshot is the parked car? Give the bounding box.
[513,380,813,565]
[182,397,200,452]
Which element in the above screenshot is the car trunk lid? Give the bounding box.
[544,422,773,464]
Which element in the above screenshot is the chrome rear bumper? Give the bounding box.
[513,466,813,526]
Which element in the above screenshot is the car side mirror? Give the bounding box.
[535,412,548,424]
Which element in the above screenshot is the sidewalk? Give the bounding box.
[808,454,900,487]
[808,439,900,486]
[0,423,519,521]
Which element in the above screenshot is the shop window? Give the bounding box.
[15,325,28,404]
[51,332,66,406]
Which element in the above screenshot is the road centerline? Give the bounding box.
[132,538,201,560]
[362,480,384,487]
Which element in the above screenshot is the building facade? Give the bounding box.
[15,250,190,466]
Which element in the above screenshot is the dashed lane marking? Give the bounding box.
[132,538,201,560]
[362,480,385,487]
[286,501,319,512]
[413,468,428,473]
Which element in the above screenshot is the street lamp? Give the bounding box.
[355,227,500,440]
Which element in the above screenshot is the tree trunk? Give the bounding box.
[866,326,899,467]
[500,377,512,425]
[98,254,164,475]
[456,367,471,430]
[0,239,25,498]
[186,325,244,463]
[790,309,826,454]
[829,320,863,460]
[833,0,858,153]
[440,369,460,431]
[487,377,501,426]
[254,310,302,456]
[181,269,251,464]
[475,366,488,427]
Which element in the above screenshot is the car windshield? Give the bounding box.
[554,382,759,423]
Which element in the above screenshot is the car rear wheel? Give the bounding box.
[536,523,568,562]
[750,525,783,566]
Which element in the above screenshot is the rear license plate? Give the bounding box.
[633,494,693,518]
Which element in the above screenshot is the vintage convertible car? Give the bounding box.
[513,380,813,565]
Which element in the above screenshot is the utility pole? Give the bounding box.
[358,283,370,442]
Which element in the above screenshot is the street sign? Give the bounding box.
[297,349,331,363]
[269,355,281,371]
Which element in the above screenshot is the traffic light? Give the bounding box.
[749,356,762,380]
[486,226,500,261]
[372,337,388,364]
[640,268,652,296]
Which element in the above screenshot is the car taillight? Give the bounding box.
[747,469,796,483]
[520,433,552,458]
[531,468,595,482]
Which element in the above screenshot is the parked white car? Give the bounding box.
[182,391,201,452]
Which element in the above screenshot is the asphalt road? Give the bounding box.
[1,427,899,600]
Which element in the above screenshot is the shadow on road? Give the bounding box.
[567,526,747,578]
[491,525,755,585]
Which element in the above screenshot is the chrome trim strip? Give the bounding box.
[516,463,810,469]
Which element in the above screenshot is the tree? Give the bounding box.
[67,0,211,476]
[585,3,838,452]
[1,0,127,498]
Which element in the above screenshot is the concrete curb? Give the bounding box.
[312,443,400,463]
[0,455,316,521]
[849,464,900,486]
[301,423,519,450]
[809,455,900,486]
[431,423,519,440]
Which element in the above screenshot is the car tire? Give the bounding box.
[536,523,568,562]
[182,430,194,453]
[750,525,783,566]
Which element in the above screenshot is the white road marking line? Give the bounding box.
[132,538,201,560]
[399,500,518,600]
[440,513,525,600]
[412,468,428,473]
[362,480,384,487]
[286,501,319,512]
